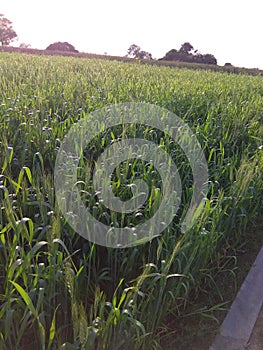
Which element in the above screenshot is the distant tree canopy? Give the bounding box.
[126,44,152,60]
[179,42,194,55]
[19,43,31,49]
[0,14,18,46]
[161,42,217,65]
[46,41,78,53]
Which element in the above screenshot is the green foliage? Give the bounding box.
[161,42,217,65]
[46,42,78,53]
[127,44,152,60]
[0,52,262,349]
[0,14,18,46]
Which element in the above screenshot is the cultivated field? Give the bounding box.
[0,52,262,349]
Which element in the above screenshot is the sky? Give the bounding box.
[1,0,263,69]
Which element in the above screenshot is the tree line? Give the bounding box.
[1,14,218,66]
[127,42,217,65]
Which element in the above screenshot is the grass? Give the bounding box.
[0,52,262,349]
[161,216,263,349]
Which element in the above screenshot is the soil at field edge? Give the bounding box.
[162,216,263,350]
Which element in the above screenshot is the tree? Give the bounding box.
[137,50,152,60]
[201,54,217,65]
[0,14,18,46]
[127,44,141,58]
[179,42,194,55]
[159,49,179,61]
[160,42,217,65]
[127,44,152,60]
[19,43,31,49]
[46,41,78,52]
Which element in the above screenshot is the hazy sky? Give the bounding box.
[1,0,263,68]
